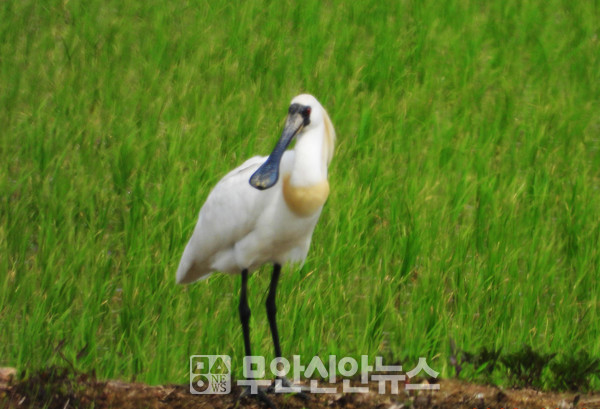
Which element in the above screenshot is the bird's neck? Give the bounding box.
[283,126,330,216]
[289,125,329,187]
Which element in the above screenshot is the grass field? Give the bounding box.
[1,0,599,389]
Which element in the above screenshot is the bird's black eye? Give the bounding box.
[302,107,311,117]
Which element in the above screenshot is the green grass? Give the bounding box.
[1,0,599,389]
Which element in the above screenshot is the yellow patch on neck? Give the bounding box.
[282,174,330,217]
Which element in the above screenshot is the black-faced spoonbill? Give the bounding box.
[176,94,335,404]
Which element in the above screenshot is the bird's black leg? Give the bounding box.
[266,264,309,400]
[238,269,277,409]
[239,269,252,358]
[266,263,282,359]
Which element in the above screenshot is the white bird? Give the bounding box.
[176,94,335,397]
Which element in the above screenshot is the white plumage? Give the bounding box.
[176,94,336,284]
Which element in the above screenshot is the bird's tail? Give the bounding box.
[175,245,212,284]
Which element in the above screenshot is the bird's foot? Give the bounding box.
[238,382,277,409]
[267,377,310,401]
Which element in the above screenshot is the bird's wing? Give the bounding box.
[176,156,268,283]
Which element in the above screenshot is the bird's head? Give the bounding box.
[249,94,334,190]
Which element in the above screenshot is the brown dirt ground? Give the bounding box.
[1,367,599,409]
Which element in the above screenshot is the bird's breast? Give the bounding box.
[282,174,330,217]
